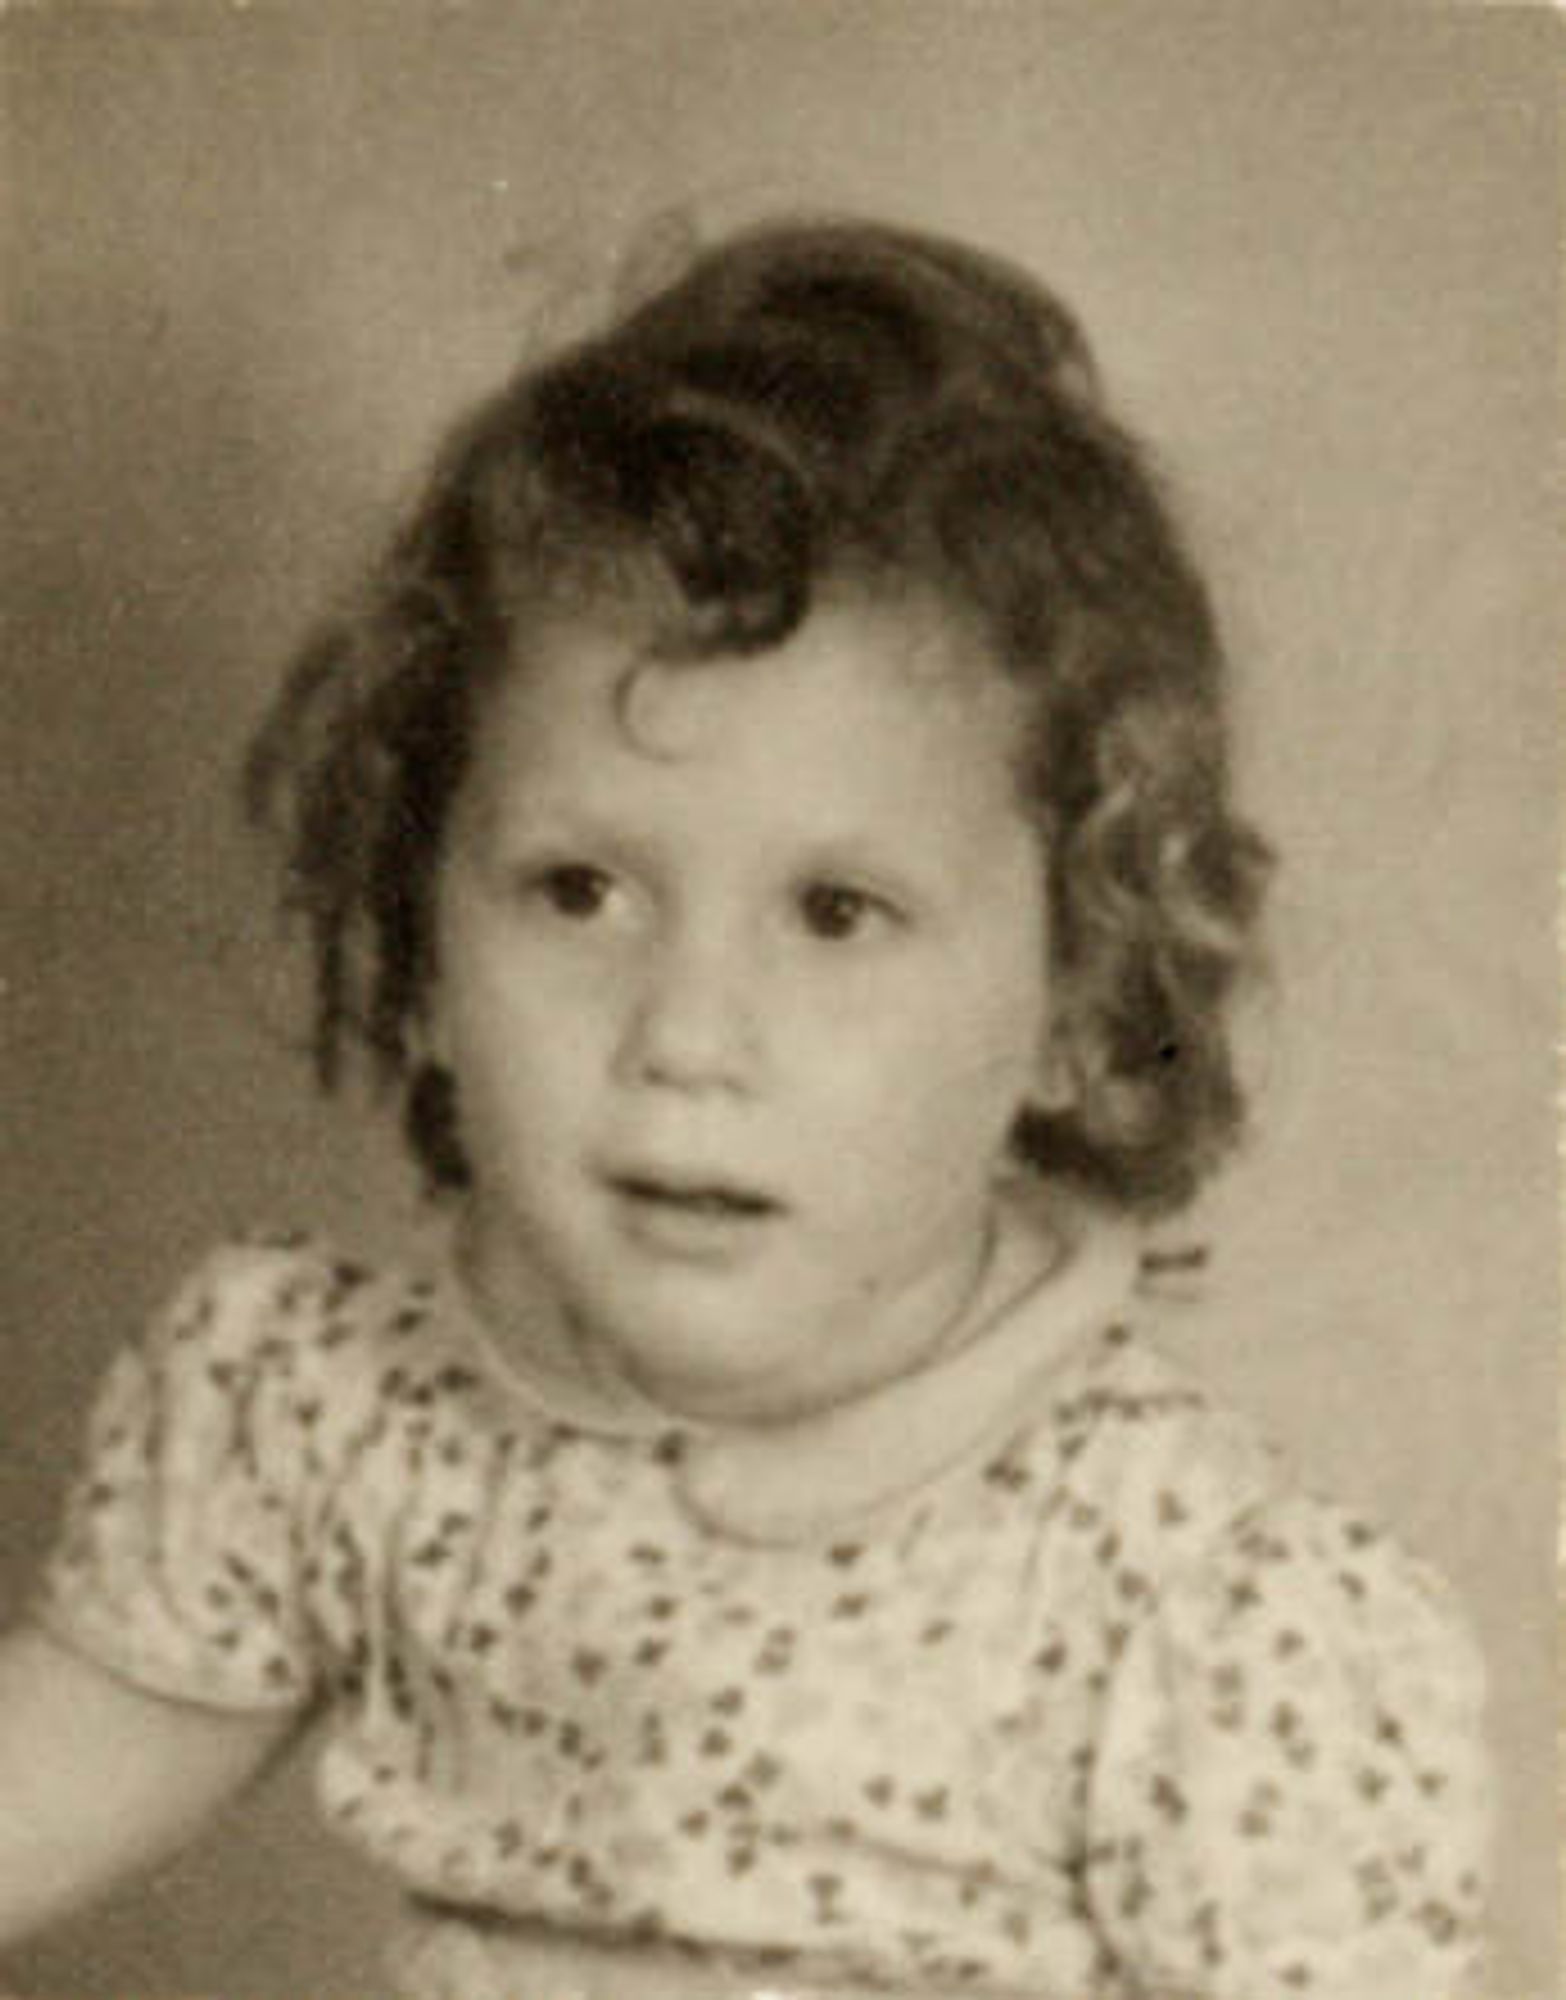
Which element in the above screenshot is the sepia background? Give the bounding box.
[1,4,1556,1994]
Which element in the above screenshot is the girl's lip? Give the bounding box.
[606,1172,783,1217]
[602,1170,786,1265]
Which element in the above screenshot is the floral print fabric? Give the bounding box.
[36,1238,1490,1998]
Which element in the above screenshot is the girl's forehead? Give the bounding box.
[453,600,1043,882]
[490,592,1025,768]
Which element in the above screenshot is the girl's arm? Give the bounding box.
[0,1621,305,1947]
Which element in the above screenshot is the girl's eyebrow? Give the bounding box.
[784,835,931,899]
[461,760,623,835]
[476,801,641,859]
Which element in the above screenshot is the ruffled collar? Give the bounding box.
[439,1195,1140,1546]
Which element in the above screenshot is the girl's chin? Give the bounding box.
[583,1323,806,1428]
[584,1310,950,1431]
[565,1289,889,1428]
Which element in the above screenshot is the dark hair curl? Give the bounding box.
[245,215,1272,1214]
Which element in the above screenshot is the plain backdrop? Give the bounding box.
[1,4,1557,1996]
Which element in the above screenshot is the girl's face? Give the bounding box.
[432,595,1055,1426]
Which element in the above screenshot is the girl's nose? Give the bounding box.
[616,928,762,1094]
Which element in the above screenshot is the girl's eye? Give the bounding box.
[796,880,893,942]
[533,863,615,919]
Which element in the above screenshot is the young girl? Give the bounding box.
[0,218,1490,1999]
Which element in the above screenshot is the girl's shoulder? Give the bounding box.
[32,1232,456,1709]
[1023,1311,1488,1726]
[1027,1314,1287,1541]
[126,1230,481,1442]
[148,1228,434,1352]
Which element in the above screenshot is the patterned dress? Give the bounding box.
[35,1225,1490,1999]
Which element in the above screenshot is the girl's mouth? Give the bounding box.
[610,1174,781,1219]
[603,1170,784,1265]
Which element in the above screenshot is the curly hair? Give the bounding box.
[244,215,1272,1214]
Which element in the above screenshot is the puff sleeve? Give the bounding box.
[1085,1494,1492,1999]
[32,1244,330,1712]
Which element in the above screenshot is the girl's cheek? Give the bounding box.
[462,894,624,981]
